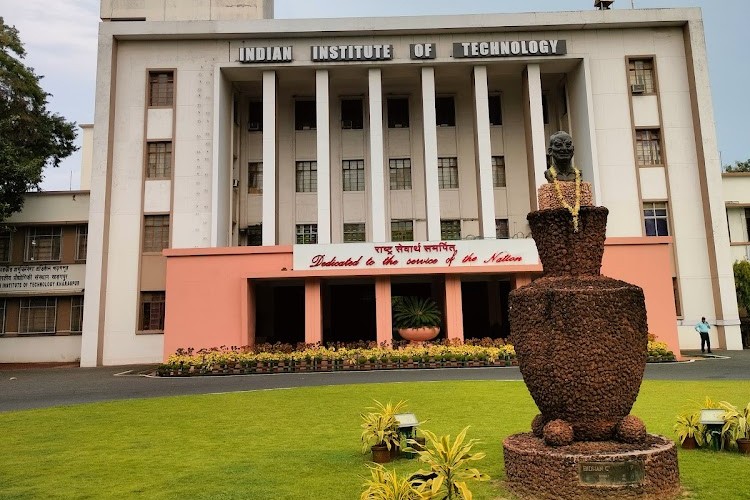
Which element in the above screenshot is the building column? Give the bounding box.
[368,69,387,242]
[375,277,392,346]
[305,278,323,344]
[421,67,441,241]
[473,66,496,239]
[444,275,464,341]
[262,70,277,245]
[522,64,547,211]
[316,69,331,244]
[245,280,256,348]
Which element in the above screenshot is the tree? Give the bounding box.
[735,260,750,316]
[0,17,77,224]
[724,160,750,173]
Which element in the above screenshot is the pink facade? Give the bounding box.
[163,237,680,360]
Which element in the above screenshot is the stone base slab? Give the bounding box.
[503,433,680,499]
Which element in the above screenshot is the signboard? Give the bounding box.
[311,44,394,62]
[239,46,293,63]
[293,239,538,271]
[579,461,645,486]
[453,40,567,58]
[0,264,86,294]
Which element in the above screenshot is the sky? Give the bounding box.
[1,0,748,190]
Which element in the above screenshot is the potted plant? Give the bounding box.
[720,401,750,454]
[360,400,407,464]
[360,464,425,499]
[393,296,442,343]
[673,411,704,449]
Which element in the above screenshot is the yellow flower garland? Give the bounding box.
[549,166,582,232]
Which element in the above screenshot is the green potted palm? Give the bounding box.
[673,411,704,449]
[361,400,407,463]
[392,296,442,343]
[720,401,750,454]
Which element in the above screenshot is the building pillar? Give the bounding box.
[375,277,392,346]
[305,278,323,344]
[444,275,464,342]
[245,280,256,348]
[262,71,277,245]
[421,67,441,241]
[368,69,387,242]
[316,69,331,244]
[473,66,496,239]
[522,64,547,211]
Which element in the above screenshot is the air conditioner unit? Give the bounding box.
[232,179,240,188]
[631,84,646,94]
[247,121,261,131]
[341,120,353,129]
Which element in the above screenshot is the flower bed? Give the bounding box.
[647,335,677,363]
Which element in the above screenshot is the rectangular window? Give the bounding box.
[246,224,262,246]
[0,230,10,263]
[70,296,84,333]
[342,159,365,192]
[643,202,669,236]
[146,142,171,180]
[140,292,165,332]
[387,98,409,128]
[389,158,412,190]
[248,100,263,131]
[636,129,662,166]
[495,219,509,239]
[341,98,364,129]
[295,100,316,130]
[435,96,456,127]
[296,161,317,193]
[296,224,318,244]
[629,59,656,94]
[148,71,174,107]
[438,157,459,189]
[492,156,506,188]
[0,299,5,334]
[19,297,57,334]
[143,215,170,253]
[542,94,550,125]
[248,162,263,194]
[391,220,414,242]
[343,223,366,243]
[441,220,461,241]
[76,225,88,261]
[489,94,502,126]
[25,226,62,262]
[745,208,750,240]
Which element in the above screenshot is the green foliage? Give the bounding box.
[734,260,750,315]
[724,159,750,173]
[673,411,705,446]
[407,427,489,500]
[0,17,77,223]
[360,464,426,500]
[393,296,443,329]
[719,401,750,444]
[361,400,408,453]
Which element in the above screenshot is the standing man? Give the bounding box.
[695,317,712,354]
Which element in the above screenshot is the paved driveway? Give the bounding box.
[1,350,748,412]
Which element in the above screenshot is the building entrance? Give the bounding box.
[254,281,305,346]
[461,278,511,340]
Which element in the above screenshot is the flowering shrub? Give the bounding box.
[647,335,677,362]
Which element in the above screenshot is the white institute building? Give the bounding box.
[0,0,743,365]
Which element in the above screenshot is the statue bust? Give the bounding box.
[544,131,576,182]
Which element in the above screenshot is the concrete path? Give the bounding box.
[1,350,748,413]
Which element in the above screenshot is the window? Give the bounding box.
[146,142,171,179]
[489,94,502,126]
[248,162,263,194]
[343,223,366,243]
[25,226,62,262]
[246,224,262,246]
[148,71,174,107]
[296,224,318,244]
[248,100,263,131]
[342,160,365,192]
[140,292,165,331]
[387,98,409,128]
[0,230,10,263]
[70,296,84,333]
[441,220,461,240]
[76,225,88,261]
[629,59,656,94]
[542,94,550,125]
[296,161,317,193]
[636,129,662,166]
[492,156,506,188]
[495,219,509,239]
[643,202,669,236]
[435,96,456,127]
[143,215,170,252]
[295,100,316,130]
[341,98,364,129]
[391,220,414,242]
[0,299,5,334]
[438,157,459,189]
[389,159,412,190]
[745,208,750,241]
[19,297,57,334]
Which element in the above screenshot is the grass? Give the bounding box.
[1,380,750,499]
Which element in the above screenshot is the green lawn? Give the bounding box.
[2,380,750,499]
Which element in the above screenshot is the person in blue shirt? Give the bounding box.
[694,317,712,353]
